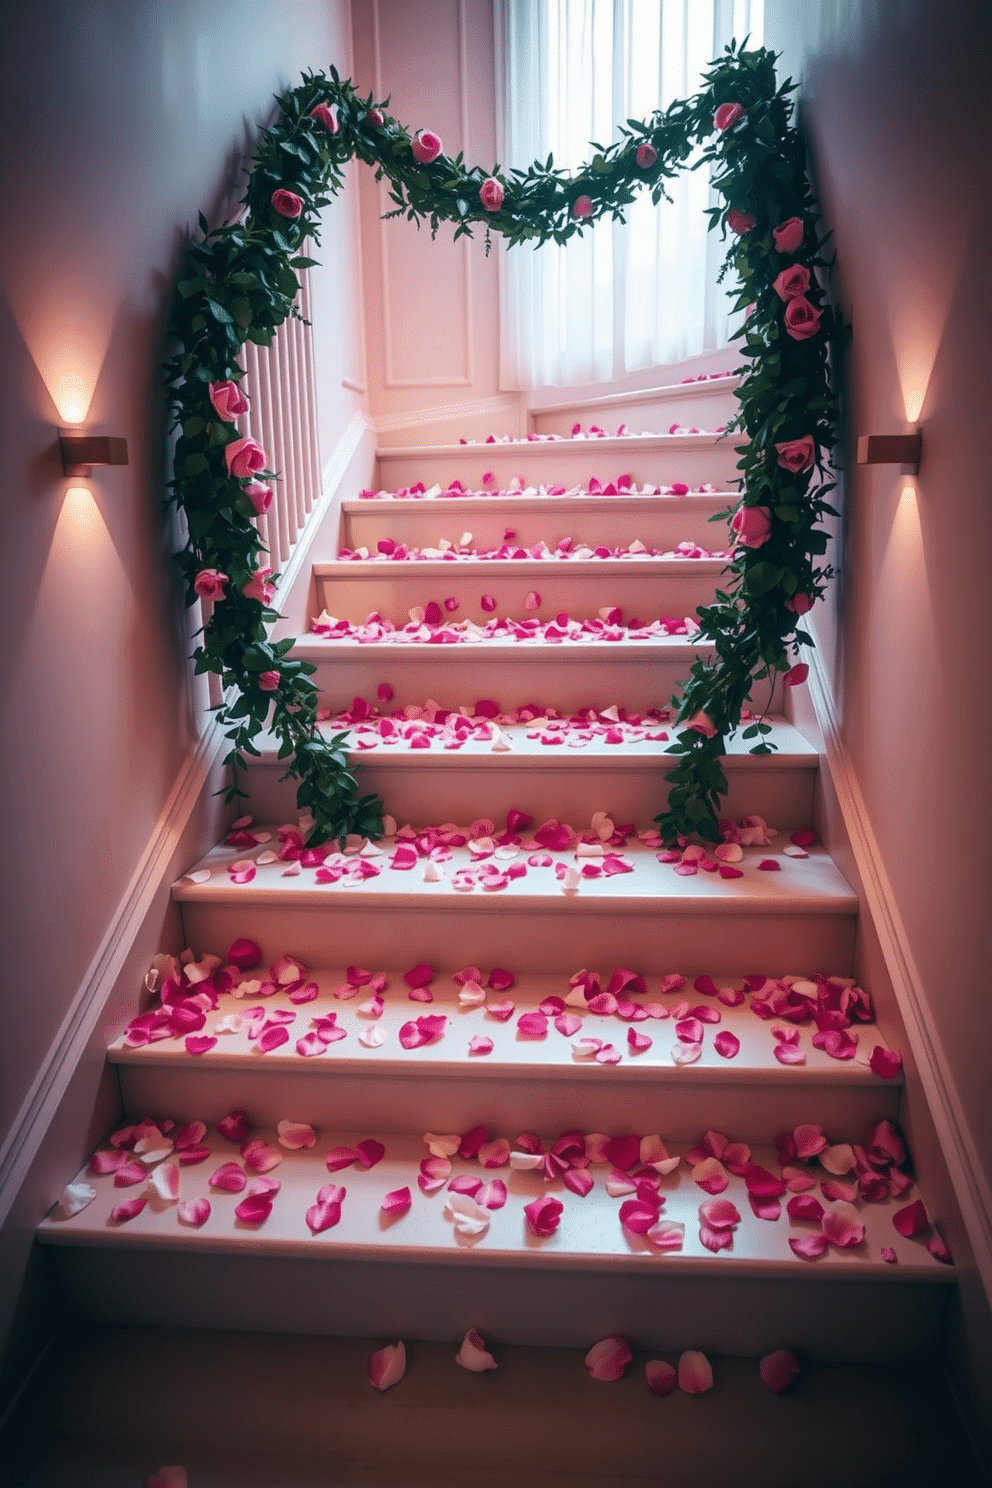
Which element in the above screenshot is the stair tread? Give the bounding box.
[316,555,730,575]
[343,489,735,511]
[294,633,714,658]
[38,1129,951,1282]
[251,716,816,767]
[379,432,736,458]
[529,372,742,414]
[107,970,892,1084]
[173,837,857,914]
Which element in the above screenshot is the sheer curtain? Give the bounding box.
[497,0,764,390]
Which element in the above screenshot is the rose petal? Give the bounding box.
[699,1198,741,1230]
[478,1138,511,1169]
[790,1232,829,1260]
[870,1045,903,1080]
[444,1192,492,1237]
[645,1360,678,1396]
[892,1200,928,1238]
[381,1187,412,1217]
[821,1200,866,1248]
[355,1139,386,1169]
[149,1162,180,1203]
[234,1193,273,1225]
[563,1168,594,1197]
[478,1180,508,1210]
[713,1030,740,1059]
[469,1034,494,1055]
[368,1341,406,1391]
[110,1197,147,1224]
[759,1350,800,1393]
[647,1220,685,1250]
[325,1146,359,1172]
[456,1327,498,1372]
[177,1198,210,1227]
[671,1041,702,1065]
[208,1162,246,1193]
[678,1350,713,1394]
[691,1158,729,1194]
[523,1194,563,1236]
[585,1336,632,1381]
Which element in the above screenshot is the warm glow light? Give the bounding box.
[52,369,94,425]
[898,345,933,424]
[61,485,105,543]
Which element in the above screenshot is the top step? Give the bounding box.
[529,374,742,437]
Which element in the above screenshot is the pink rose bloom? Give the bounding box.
[775,435,816,473]
[783,296,822,340]
[785,592,814,614]
[193,568,228,602]
[224,437,266,480]
[243,480,272,515]
[271,188,304,218]
[773,264,811,302]
[366,108,385,127]
[714,102,744,131]
[411,130,442,164]
[310,102,339,134]
[686,710,717,739]
[635,142,658,168]
[242,568,276,605]
[571,195,593,220]
[731,505,772,548]
[208,380,249,423]
[258,670,280,692]
[479,177,504,212]
[773,217,804,255]
[726,208,756,235]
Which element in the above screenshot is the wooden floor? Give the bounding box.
[5,1323,985,1486]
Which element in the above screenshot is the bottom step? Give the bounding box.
[8,1325,980,1488]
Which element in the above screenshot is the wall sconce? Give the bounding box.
[857,432,921,475]
[60,433,129,477]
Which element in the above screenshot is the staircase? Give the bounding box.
[29,376,963,1485]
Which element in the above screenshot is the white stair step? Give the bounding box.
[376,434,743,492]
[291,635,776,716]
[38,1129,954,1361]
[242,717,817,829]
[173,836,857,974]
[342,488,736,553]
[529,373,742,436]
[312,556,728,628]
[110,970,898,1139]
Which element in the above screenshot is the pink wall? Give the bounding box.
[0,0,364,1176]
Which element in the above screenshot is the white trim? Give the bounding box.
[373,393,522,437]
[0,713,225,1229]
[807,642,992,1306]
[527,375,742,420]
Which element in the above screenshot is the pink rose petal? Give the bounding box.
[892,1200,928,1238]
[563,1168,594,1197]
[524,1194,563,1236]
[760,1349,800,1393]
[111,1197,147,1224]
[469,1034,494,1055]
[178,1198,211,1226]
[368,1341,406,1391]
[355,1138,386,1169]
[381,1187,412,1217]
[627,1027,653,1053]
[645,1360,678,1396]
[234,1193,273,1225]
[870,1045,903,1079]
[478,1180,508,1210]
[699,1198,741,1230]
[517,1011,549,1039]
[713,1030,740,1059]
[691,1158,729,1194]
[677,1350,713,1394]
[325,1146,359,1172]
[456,1327,499,1372]
[585,1336,632,1381]
[208,1162,246,1193]
[478,1138,511,1169]
[821,1200,866,1248]
[216,1110,250,1142]
[790,1232,829,1260]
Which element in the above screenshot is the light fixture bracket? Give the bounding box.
[60,434,129,478]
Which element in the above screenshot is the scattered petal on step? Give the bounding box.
[699,1198,741,1230]
[821,1200,866,1248]
[585,1336,632,1381]
[306,1199,342,1232]
[892,1200,928,1238]
[149,1162,180,1203]
[870,1045,903,1079]
[783,845,808,858]
[820,1143,856,1175]
[325,1146,359,1172]
[645,1360,678,1396]
[468,1034,494,1055]
[773,1040,806,1065]
[671,1040,702,1065]
[713,1030,740,1059]
[691,1159,729,1194]
[381,1187,412,1218]
[54,1182,97,1219]
[359,1024,386,1048]
[790,1232,829,1259]
[524,1194,563,1236]
[517,1011,548,1039]
[177,1198,210,1227]
[368,1341,406,1391]
[355,1139,386,1169]
[444,1192,492,1237]
[647,1220,685,1251]
[478,1138,510,1169]
[760,1350,800,1393]
[787,1194,825,1224]
[241,1139,282,1174]
[456,1328,498,1371]
[234,1193,273,1225]
[209,1162,247,1193]
[478,1180,508,1210]
[678,1351,713,1394]
[563,1168,594,1197]
[424,1133,461,1157]
[111,1197,147,1224]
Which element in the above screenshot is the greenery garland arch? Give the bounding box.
[164,40,838,846]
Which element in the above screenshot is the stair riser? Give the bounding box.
[115,1063,899,1146]
[342,494,735,554]
[48,1246,951,1362]
[376,440,742,492]
[531,388,741,437]
[314,566,726,628]
[295,651,780,716]
[178,902,857,979]
[240,758,817,833]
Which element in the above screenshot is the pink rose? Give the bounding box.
[242,567,276,605]
[193,568,228,602]
[726,208,756,235]
[714,102,744,132]
[571,195,593,220]
[783,296,822,341]
[310,102,339,135]
[243,480,272,515]
[686,710,717,739]
[635,142,658,169]
[731,504,772,548]
[479,177,504,212]
[775,435,816,473]
[366,108,384,127]
[271,188,303,218]
[208,380,249,423]
[773,217,804,255]
[411,130,442,164]
[224,437,266,480]
[773,264,811,302]
[785,592,814,615]
[258,670,280,692]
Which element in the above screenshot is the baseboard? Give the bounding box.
[806,643,992,1307]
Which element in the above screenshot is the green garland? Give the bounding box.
[164,40,838,846]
